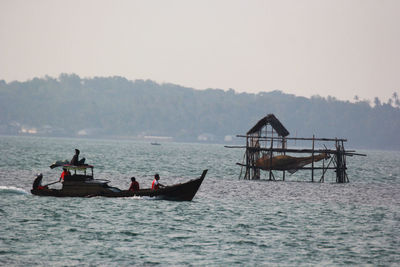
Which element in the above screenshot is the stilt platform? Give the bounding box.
[225,114,366,183]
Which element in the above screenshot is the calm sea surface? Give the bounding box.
[0,136,399,266]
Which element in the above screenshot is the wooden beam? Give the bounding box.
[236,135,347,142]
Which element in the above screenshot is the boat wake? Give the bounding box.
[125,196,157,200]
[0,186,29,195]
[124,196,161,200]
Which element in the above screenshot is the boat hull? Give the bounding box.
[31,170,207,201]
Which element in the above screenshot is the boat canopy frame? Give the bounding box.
[50,163,94,177]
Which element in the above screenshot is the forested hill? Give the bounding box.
[1,74,399,150]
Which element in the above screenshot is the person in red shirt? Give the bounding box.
[128,177,140,192]
[59,168,71,182]
[151,173,164,190]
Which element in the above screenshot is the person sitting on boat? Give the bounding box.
[128,177,140,192]
[70,149,86,166]
[151,173,165,190]
[32,173,47,190]
[59,168,71,182]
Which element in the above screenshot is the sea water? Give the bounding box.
[0,136,399,266]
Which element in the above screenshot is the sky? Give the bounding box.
[1,0,399,102]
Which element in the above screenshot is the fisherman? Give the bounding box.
[151,173,164,190]
[32,173,47,190]
[128,177,140,192]
[59,167,71,182]
[70,149,86,166]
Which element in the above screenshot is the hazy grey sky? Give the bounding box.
[1,0,399,101]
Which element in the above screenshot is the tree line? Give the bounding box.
[0,74,399,150]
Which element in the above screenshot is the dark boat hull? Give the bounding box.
[31,170,207,201]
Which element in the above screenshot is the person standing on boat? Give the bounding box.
[151,174,164,190]
[59,168,70,182]
[70,149,85,166]
[128,177,140,192]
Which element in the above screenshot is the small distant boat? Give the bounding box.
[31,163,207,201]
[151,142,161,146]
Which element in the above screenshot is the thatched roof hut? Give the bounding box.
[247,114,289,137]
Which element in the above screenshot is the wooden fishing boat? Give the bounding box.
[31,164,207,201]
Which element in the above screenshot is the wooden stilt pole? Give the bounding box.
[320,159,325,182]
[311,135,315,182]
[269,141,273,181]
[283,137,286,181]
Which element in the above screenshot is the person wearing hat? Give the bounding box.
[70,149,86,166]
[151,173,165,190]
[128,177,140,192]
